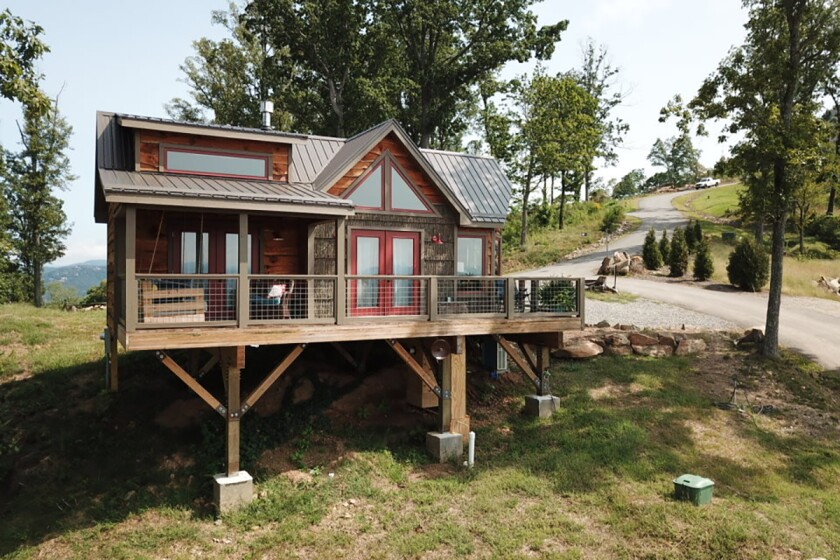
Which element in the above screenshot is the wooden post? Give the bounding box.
[238,213,249,328]
[125,207,137,332]
[336,218,346,325]
[536,345,551,396]
[449,336,469,439]
[577,277,585,326]
[222,347,245,476]
[505,278,515,319]
[429,277,438,321]
[439,353,452,433]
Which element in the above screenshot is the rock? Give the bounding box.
[675,338,707,356]
[657,334,677,348]
[604,345,633,356]
[595,320,611,328]
[292,379,315,404]
[598,257,613,275]
[617,324,639,331]
[737,328,765,346]
[604,333,631,347]
[586,337,606,349]
[632,345,673,357]
[557,341,604,359]
[628,332,658,346]
[629,255,645,274]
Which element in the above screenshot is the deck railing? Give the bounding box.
[131,274,582,330]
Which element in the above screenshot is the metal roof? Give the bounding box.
[98,169,353,215]
[116,113,309,143]
[312,120,394,192]
[421,150,512,223]
[289,136,345,183]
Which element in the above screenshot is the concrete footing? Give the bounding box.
[426,431,464,463]
[524,395,560,418]
[213,471,254,514]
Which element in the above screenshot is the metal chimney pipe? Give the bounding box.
[260,100,274,130]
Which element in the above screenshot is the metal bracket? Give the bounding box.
[215,405,227,417]
[433,387,451,400]
[539,369,551,396]
[228,410,241,420]
[239,403,250,416]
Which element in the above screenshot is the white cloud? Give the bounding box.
[591,0,672,28]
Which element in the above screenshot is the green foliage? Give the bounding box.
[600,204,624,234]
[647,135,701,188]
[80,280,107,306]
[692,238,714,281]
[684,219,697,252]
[537,279,576,312]
[806,215,840,250]
[0,9,50,113]
[612,168,645,199]
[727,237,769,292]
[693,220,704,246]
[668,228,689,277]
[642,228,662,270]
[44,281,78,308]
[658,230,670,263]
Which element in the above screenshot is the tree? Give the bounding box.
[668,228,689,277]
[693,220,704,245]
[684,219,697,252]
[647,135,701,188]
[0,9,50,113]
[727,237,769,291]
[45,281,78,308]
[381,0,567,148]
[576,40,629,200]
[612,168,645,199]
[659,229,670,263]
[2,100,74,307]
[690,0,840,356]
[642,228,663,270]
[693,237,714,281]
[600,204,624,234]
[80,280,107,306]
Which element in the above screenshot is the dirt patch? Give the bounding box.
[589,382,646,401]
[155,398,212,429]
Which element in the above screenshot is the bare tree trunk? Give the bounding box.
[763,211,787,358]
[584,170,592,202]
[559,171,567,230]
[828,186,836,216]
[34,259,42,308]
[519,155,535,249]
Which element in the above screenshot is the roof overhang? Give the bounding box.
[98,169,354,218]
[117,115,308,145]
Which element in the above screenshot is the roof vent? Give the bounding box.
[260,100,274,131]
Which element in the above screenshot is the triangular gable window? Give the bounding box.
[344,152,434,214]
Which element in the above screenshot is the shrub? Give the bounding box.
[727,238,769,291]
[693,238,714,281]
[806,215,840,250]
[81,280,107,306]
[642,229,663,270]
[537,280,576,312]
[693,221,704,246]
[600,204,625,234]
[684,219,697,252]
[659,230,670,263]
[668,228,689,277]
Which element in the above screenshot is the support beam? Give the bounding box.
[448,343,469,439]
[105,327,119,392]
[225,361,241,476]
[504,331,563,349]
[241,344,306,414]
[157,351,226,416]
[387,339,441,397]
[330,342,359,370]
[125,207,137,333]
[238,213,249,329]
[536,345,551,396]
[198,351,219,378]
[405,339,437,408]
[336,217,346,325]
[494,335,540,391]
[516,342,539,376]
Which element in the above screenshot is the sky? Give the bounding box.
[0,0,748,266]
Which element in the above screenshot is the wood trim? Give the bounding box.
[238,213,249,328]
[105,193,354,217]
[118,116,307,144]
[126,207,138,332]
[161,144,273,180]
[336,218,347,324]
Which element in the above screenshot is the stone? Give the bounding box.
[675,338,707,356]
[629,255,645,274]
[737,328,765,346]
[292,379,315,404]
[213,471,254,514]
[524,395,561,418]
[604,333,631,347]
[632,345,673,357]
[658,334,677,348]
[595,320,611,328]
[628,332,658,346]
[556,341,604,359]
[618,324,639,331]
[426,432,463,463]
[605,345,634,356]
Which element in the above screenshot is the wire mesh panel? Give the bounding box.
[515,278,579,315]
[346,276,428,318]
[249,277,336,321]
[436,277,506,315]
[137,276,237,325]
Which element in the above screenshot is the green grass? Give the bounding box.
[673,183,745,221]
[2,305,840,558]
[586,290,638,303]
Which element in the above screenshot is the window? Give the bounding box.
[164,147,270,180]
[457,236,484,276]
[344,153,433,214]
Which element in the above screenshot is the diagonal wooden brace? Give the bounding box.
[240,344,306,416]
[516,342,539,376]
[156,351,226,417]
[494,335,541,392]
[387,339,444,399]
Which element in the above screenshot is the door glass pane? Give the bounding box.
[349,165,383,208]
[457,237,483,276]
[357,237,380,308]
[224,233,253,273]
[181,232,209,273]
[392,237,415,307]
[392,169,428,211]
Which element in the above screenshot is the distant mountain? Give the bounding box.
[43,261,107,300]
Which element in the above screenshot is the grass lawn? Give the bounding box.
[2,305,840,558]
[672,185,840,299]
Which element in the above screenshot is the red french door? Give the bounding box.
[350,230,421,316]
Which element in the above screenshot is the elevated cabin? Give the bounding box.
[95,112,583,507]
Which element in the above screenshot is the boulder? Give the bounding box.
[657,334,677,348]
[604,345,633,356]
[737,328,765,346]
[556,341,604,359]
[629,255,645,274]
[617,324,639,331]
[598,257,613,275]
[628,332,658,346]
[604,333,631,347]
[632,345,673,357]
[675,338,707,356]
[595,320,611,328]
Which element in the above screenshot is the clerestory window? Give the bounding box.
[344,153,434,214]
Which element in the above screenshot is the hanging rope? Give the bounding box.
[148,211,165,274]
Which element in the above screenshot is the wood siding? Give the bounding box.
[137,131,290,182]
[252,216,306,275]
[328,133,444,205]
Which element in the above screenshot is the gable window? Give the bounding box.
[457,235,484,276]
[163,147,270,180]
[344,153,433,214]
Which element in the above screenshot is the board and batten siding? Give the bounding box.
[136,130,291,182]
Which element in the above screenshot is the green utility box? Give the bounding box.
[673,474,714,506]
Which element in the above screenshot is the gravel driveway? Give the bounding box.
[585,297,738,330]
